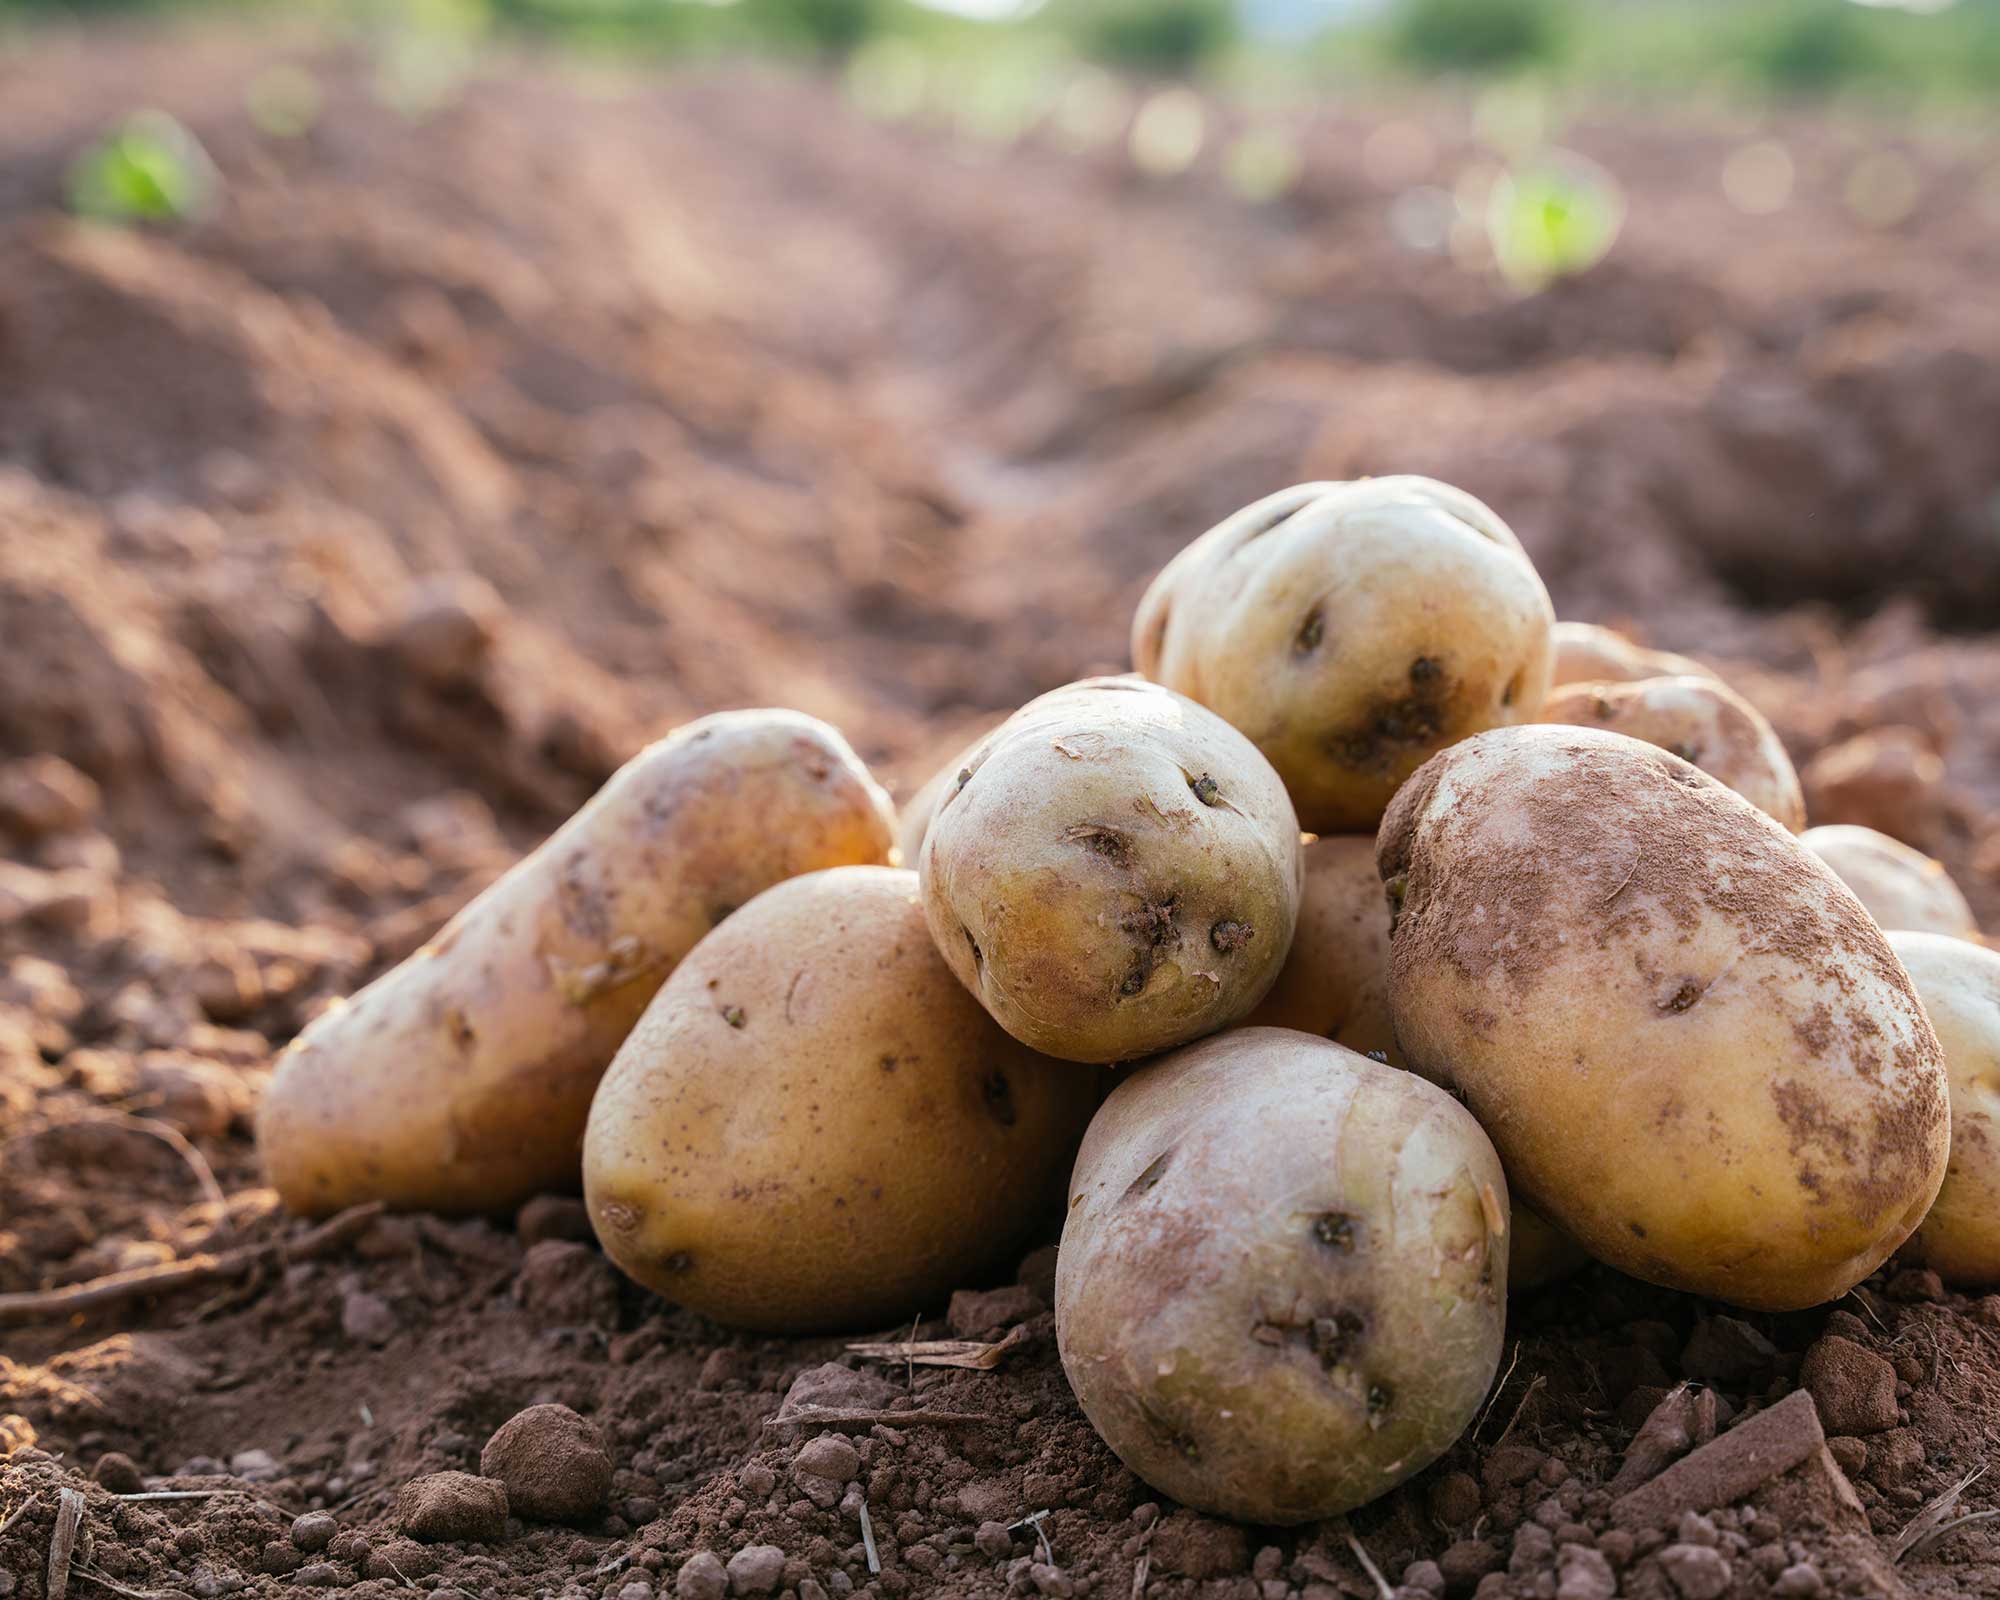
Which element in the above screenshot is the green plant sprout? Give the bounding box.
[1485,149,1622,291]
[66,110,218,225]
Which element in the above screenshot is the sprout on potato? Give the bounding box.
[1547,620,1714,689]
[583,867,1099,1333]
[258,710,897,1217]
[1380,724,1949,1312]
[920,677,1301,1064]
[1057,1027,1508,1525]
[1132,476,1555,833]
[1537,674,1805,831]
[1802,824,1980,940]
[1887,932,2000,1287]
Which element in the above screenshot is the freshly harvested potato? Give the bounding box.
[1380,725,1950,1312]
[1248,835,1588,1290]
[583,866,1099,1333]
[1132,476,1555,833]
[1802,824,1980,939]
[920,678,1302,1064]
[1244,835,1398,1060]
[1889,932,2000,1287]
[259,711,897,1217]
[1548,620,1714,688]
[1537,675,1805,831]
[894,719,1006,868]
[1057,1027,1507,1525]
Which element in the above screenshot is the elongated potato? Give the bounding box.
[258,711,897,1216]
[1057,1028,1507,1525]
[920,678,1302,1064]
[1133,476,1555,833]
[1380,725,1949,1312]
[1802,824,1980,939]
[583,867,1099,1333]
[1548,620,1714,688]
[1538,675,1805,831]
[1889,932,2000,1286]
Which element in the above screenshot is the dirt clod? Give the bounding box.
[1799,1336,1899,1435]
[480,1403,613,1524]
[395,1472,509,1543]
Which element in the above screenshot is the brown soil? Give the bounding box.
[6,20,2000,1600]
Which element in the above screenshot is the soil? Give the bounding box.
[6,18,2000,1600]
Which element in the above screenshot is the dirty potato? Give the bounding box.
[1548,620,1714,688]
[920,678,1302,1064]
[1537,675,1805,831]
[1057,1028,1507,1525]
[1132,476,1555,833]
[1380,725,1950,1312]
[1802,824,1981,940]
[1888,932,2000,1287]
[583,867,1100,1333]
[258,711,897,1217]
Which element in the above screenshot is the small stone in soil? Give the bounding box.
[1800,1336,1898,1435]
[697,1348,754,1391]
[675,1551,727,1600]
[724,1543,786,1595]
[291,1512,338,1552]
[1556,1545,1614,1600]
[92,1451,143,1493]
[975,1521,1013,1560]
[793,1434,861,1485]
[946,1283,1043,1338]
[341,1289,398,1347]
[1658,1544,1731,1600]
[740,1462,777,1499]
[395,1471,509,1542]
[1773,1563,1825,1598]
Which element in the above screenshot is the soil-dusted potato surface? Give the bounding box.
[6,24,2000,1600]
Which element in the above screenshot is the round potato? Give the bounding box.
[1380,725,1949,1312]
[1548,620,1714,688]
[1057,1028,1507,1525]
[583,867,1099,1333]
[259,710,897,1217]
[1132,476,1555,833]
[1887,932,2000,1286]
[1802,824,1980,939]
[920,678,1302,1064]
[894,718,1006,868]
[1537,675,1805,831]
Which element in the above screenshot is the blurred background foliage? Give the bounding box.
[2,0,1997,103]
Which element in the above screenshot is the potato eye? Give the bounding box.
[1294,608,1326,656]
[1313,1212,1358,1251]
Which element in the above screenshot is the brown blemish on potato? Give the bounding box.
[1124,1149,1173,1200]
[1658,979,1704,1014]
[1330,659,1452,771]
[1294,607,1325,655]
[1210,919,1254,954]
[1313,1212,1358,1251]
[1119,959,1149,997]
[721,1005,746,1028]
[597,1200,639,1233]
[662,1251,692,1273]
[1189,773,1222,807]
[1066,822,1136,865]
[982,1070,1017,1128]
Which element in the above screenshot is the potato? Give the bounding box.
[920,677,1301,1063]
[1380,724,1950,1311]
[894,719,1005,868]
[1132,476,1555,833]
[1548,620,1714,688]
[582,866,1099,1333]
[1802,824,1980,939]
[258,710,897,1217]
[1249,834,1587,1290]
[1537,675,1805,831]
[1056,1027,1507,1525]
[1888,932,2000,1286]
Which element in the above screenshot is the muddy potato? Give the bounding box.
[1538,675,1805,831]
[1548,620,1714,688]
[1802,824,1980,940]
[259,711,897,1217]
[1057,1028,1507,1525]
[1132,476,1555,833]
[1887,933,2000,1287]
[920,678,1302,1064]
[1381,725,1950,1312]
[583,867,1099,1333]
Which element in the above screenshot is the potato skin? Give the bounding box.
[1548,620,1713,688]
[1888,932,2000,1286]
[1380,725,1949,1312]
[1802,825,1980,939]
[258,710,897,1217]
[1538,675,1805,832]
[920,678,1302,1064]
[1132,477,1555,833]
[582,867,1100,1333]
[1057,1028,1507,1525]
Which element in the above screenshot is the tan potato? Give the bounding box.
[894,718,1007,868]
[1249,834,1587,1290]
[582,866,1099,1333]
[1537,675,1806,832]
[920,678,1302,1064]
[1547,620,1715,688]
[258,710,897,1217]
[1802,824,1980,939]
[1380,725,1950,1312]
[1132,476,1555,834]
[1887,932,2000,1287]
[1057,1027,1507,1525]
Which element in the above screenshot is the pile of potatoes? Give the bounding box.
[258,474,1996,1529]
